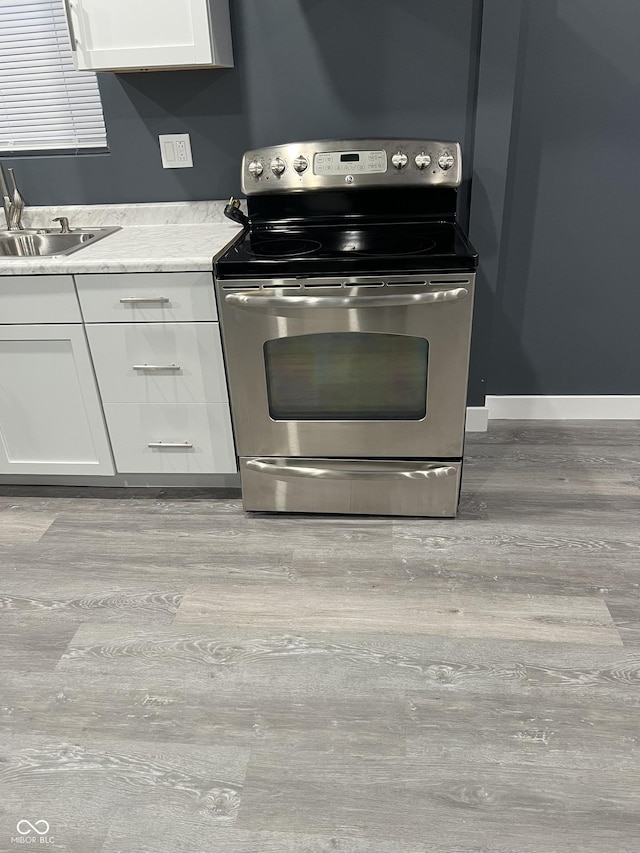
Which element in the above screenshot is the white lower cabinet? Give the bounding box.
[84,309,237,475]
[76,272,218,323]
[85,322,229,404]
[0,270,237,480]
[103,402,236,474]
[0,324,114,476]
[2,276,81,324]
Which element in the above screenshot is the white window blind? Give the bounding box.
[0,0,107,153]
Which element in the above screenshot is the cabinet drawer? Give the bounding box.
[86,322,229,404]
[104,402,237,474]
[0,275,80,324]
[76,272,217,322]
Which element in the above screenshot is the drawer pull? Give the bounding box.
[120,297,170,304]
[133,364,181,371]
[246,458,457,480]
[148,441,193,449]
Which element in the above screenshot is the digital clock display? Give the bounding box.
[314,150,387,175]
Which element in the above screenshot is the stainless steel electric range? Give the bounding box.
[215,138,478,517]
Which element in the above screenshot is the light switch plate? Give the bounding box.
[159,133,193,169]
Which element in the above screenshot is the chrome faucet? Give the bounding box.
[0,164,25,231]
[52,216,72,233]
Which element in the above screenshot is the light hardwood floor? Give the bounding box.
[0,420,639,852]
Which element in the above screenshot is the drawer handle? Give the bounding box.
[225,288,468,311]
[120,297,170,304]
[246,458,457,481]
[133,364,181,371]
[148,441,193,449]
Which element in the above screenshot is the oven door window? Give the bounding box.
[264,332,429,420]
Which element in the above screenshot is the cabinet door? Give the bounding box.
[0,325,114,476]
[70,0,219,70]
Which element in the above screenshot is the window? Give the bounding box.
[0,0,107,154]
[264,333,430,421]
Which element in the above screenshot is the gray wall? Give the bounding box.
[8,0,636,399]
[2,0,480,208]
[486,0,640,395]
[467,0,524,406]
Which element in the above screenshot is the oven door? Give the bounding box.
[217,274,475,459]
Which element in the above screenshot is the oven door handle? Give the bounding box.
[225,287,468,311]
[245,459,458,481]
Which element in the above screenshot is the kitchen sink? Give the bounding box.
[0,226,121,258]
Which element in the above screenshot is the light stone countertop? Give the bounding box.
[0,201,244,275]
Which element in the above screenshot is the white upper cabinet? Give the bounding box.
[67,0,234,72]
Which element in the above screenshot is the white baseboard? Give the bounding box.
[465,406,489,431]
[486,395,640,420]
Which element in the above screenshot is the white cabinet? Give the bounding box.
[0,325,114,476]
[76,272,218,323]
[68,0,234,72]
[1,275,81,324]
[0,270,236,480]
[85,322,229,404]
[102,402,236,474]
[78,271,237,475]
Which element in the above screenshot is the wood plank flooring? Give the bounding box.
[0,420,639,852]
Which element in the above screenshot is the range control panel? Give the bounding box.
[241,139,463,195]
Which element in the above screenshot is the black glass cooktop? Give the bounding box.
[215,221,478,279]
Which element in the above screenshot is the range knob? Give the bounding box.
[293,155,309,174]
[414,152,432,170]
[270,157,286,177]
[391,151,409,170]
[247,159,263,179]
[438,153,456,171]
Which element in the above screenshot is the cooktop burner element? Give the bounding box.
[220,221,476,278]
[250,238,323,257]
[349,236,437,256]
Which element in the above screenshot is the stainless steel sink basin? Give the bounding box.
[0,226,121,258]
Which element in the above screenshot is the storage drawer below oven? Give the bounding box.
[239,457,462,518]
